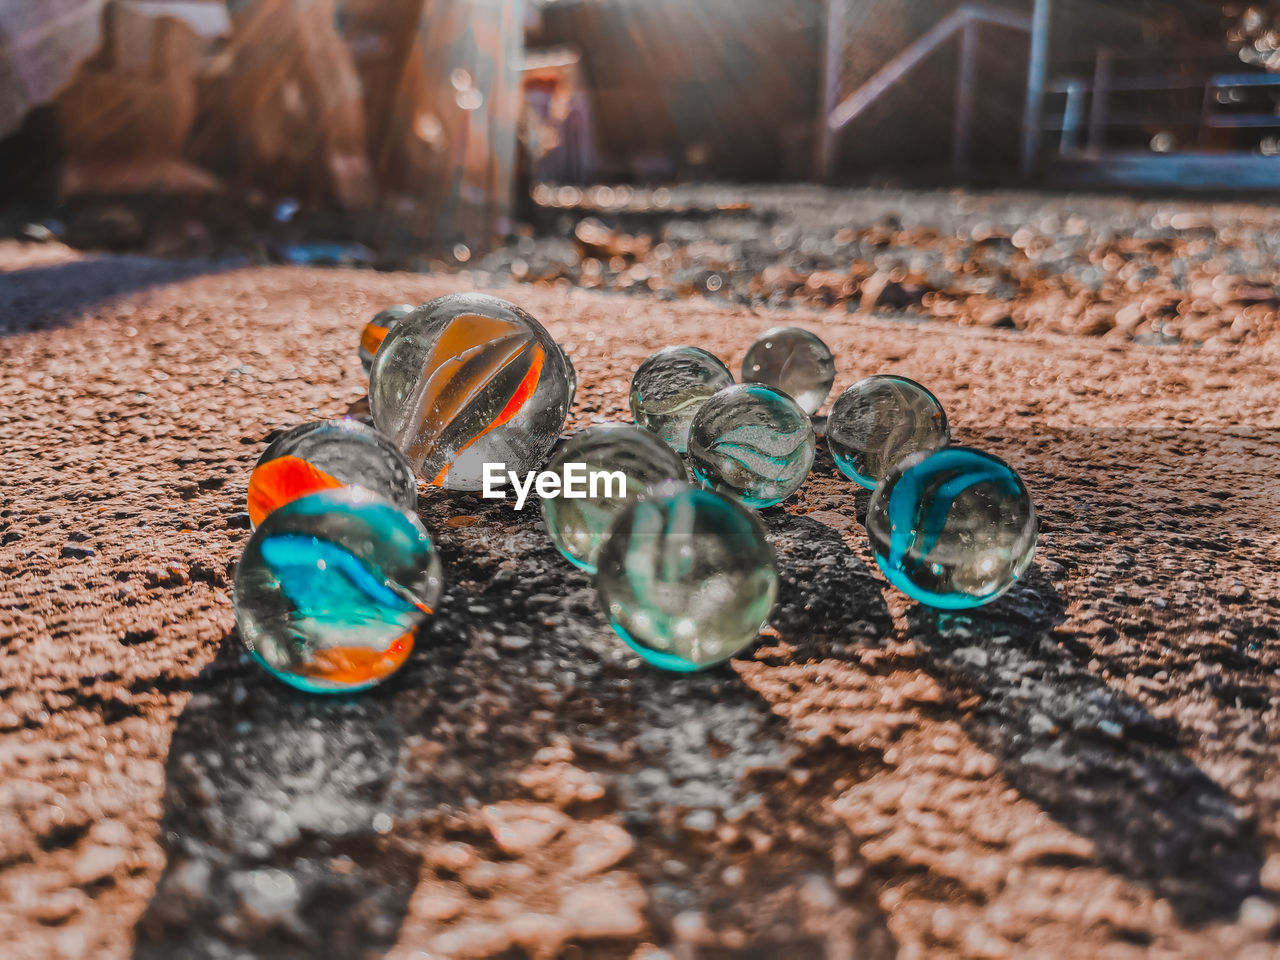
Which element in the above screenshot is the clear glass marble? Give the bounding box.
[827,375,950,489]
[234,487,443,692]
[629,345,734,453]
[369,293,572,490]
[541,423,686,574]
[359,304,414,377]
[247,419,417,529]
[595,482,778,671]
[866,446,1038,609]
[562,348,578,407]
[740,326,835,415]
[687,384,815,508]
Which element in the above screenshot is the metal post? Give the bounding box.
[1087,47,1112,151]
[1197,78,1216,147]
[818,0,845,180]
[952,14,979,180]
[1019,0,1051,177]
[1060,79,1084,153]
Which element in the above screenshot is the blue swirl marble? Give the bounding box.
[865,447,1037,609]
[260,534,421,621]
[233,488,443,693]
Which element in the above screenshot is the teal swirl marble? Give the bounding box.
[865,447,1037,609]
[540,423,686,574]
[233,487,443,693]
[629,345,734,453]
[595,482,778,671]
[687,384,815,508]
[827,375,950,489]
[740,326,836,415]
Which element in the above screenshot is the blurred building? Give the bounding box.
[0,0,1277,240]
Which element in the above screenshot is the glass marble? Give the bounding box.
[595,482,778,671]
[247,419,417,529]
[827,375,950,489]
[629,345,734,453]
[369,293,573,490]
[687,384,815,508]
[740,326,836,415]
[562,348,578,407]
[233,487,443,693]
[866,446,1038,609]
[359,304,414,377]
[541,423,686,574]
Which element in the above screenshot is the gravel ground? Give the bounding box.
[2,186,1280,959]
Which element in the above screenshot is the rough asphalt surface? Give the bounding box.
[2,188,1279,959]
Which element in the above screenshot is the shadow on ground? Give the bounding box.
[133,493,897,959]
[0,256,240,335]
[907,570,1263,924]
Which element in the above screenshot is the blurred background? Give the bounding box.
[3,0,1280,348]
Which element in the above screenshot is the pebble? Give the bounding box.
[71,845,126,886]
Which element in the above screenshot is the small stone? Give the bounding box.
[1240,896,1278,933]
[559,877,645,938]
[30,889,88,925]
[229,867,301,923]
[482,802,568,855]
[682,809,716,834]
[61,545,96,560]
[72,845,126,886]
[569,822,634,877]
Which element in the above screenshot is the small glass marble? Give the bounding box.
[562,348,578,407]
[541,424,686,574]
[370,293,572,490]
[359,304,414,377]
[740,326,836,415]
[247,419,417,529]
[629,345,734,453]
[687,384,815,508]
[827,375,950,489]
[234,487,443,693]
[866,446,1037,609]
[595,482,778,671]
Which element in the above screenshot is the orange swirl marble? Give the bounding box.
[360,321,389,358]
[247,455,345,527]
[294,632,414,686]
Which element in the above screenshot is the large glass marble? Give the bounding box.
[541,424,686,574]
[866,446,1037,609]
[233,488,443,692]
[359,304,414,377]
[595,482,778,671]
[247,419,417,529]
[629,345,734,453]
[827,375,950,489]
[687,384,815,508]
[370,293,573,490]
[740,326,836,415]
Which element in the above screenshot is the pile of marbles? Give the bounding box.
[232,293,1037,694]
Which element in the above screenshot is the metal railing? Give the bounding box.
[1045,64,1280,155]
[819,1,1033,178]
